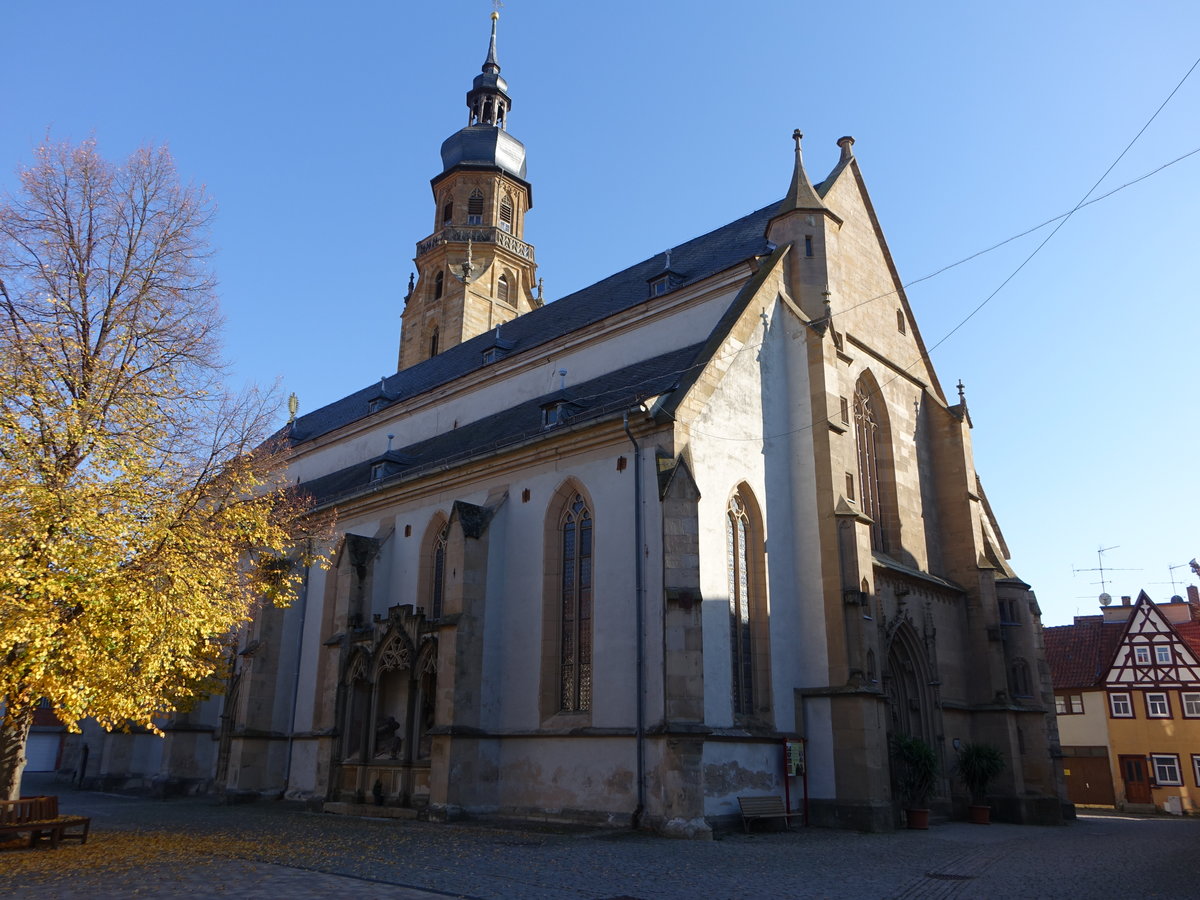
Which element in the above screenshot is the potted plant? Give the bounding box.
[892,734,938,829]
[956,742,1005,824]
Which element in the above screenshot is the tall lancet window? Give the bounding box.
[854,380,886,552]
[431,522,448,619]
[559,494,593,712]
[497,273,511,305]
[727,486,770,721]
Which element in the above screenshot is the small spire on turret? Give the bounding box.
[779,128,827,214]
[483,10,501,72]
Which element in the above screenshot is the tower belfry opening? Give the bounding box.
[398,11,540,372]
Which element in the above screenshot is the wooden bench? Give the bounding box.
[0,795,91,849]
[737,794,803,833]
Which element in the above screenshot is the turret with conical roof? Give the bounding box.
[398,12,539,372]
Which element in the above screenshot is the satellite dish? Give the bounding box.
[1099,592,1112,607]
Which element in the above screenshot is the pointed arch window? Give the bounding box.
[428,327,439,358]
[431,522,448,619]
[442,200,453,226]
[727,486,770,721]
[434,270,444,300]
[854,380,886,552]
[497,273,511,305]
[559,494,593,712]
[467,190,484,226]
[499,196,514,233]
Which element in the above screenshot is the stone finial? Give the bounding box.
[837,136,855,164]
[779,127,826,214]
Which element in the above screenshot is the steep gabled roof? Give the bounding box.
[1045,595,1200,691]
[300,341,707,508]
[289,201,780,445]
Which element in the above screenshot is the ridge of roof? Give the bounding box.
[289,201,782,445]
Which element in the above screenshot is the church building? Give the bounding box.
[76,13,1065,834]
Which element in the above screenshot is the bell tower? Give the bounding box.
[398,11,540,371]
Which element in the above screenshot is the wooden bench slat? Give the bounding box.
[0,795,91,849]
[737,795,803,833]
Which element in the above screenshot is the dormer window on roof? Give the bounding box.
[541,401,571,428]
[648,250,683,297]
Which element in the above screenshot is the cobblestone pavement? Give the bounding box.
[4,775,1199,899]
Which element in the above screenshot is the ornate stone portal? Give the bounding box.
[335,603,438,808]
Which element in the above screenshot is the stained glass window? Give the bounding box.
[560,494,592,712]
[728,492,755,717]
[854,381,885,552]
[431,523,448,619]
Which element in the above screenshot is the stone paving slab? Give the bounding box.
[5,777,1200,899]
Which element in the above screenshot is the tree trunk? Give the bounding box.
[0,700,35,801]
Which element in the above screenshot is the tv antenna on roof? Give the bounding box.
[1071,544,1140,596]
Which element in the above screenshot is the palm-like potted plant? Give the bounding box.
[956,742,1005,824]
[892,734,938,829]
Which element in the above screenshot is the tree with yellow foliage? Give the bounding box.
[0,139,323,800]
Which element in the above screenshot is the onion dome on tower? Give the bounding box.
[398,11,539,372]
[439,11,528,181]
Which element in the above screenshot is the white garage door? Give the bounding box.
[25,733,61,772]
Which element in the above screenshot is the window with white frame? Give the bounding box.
[1146,692,1171,718]
[1151,753,1182,786]
[1155,645,1172,664]
[1109,692,1133,718]
[1134,645,1151,665]
[1055,693,1084,715]
[1182,692,1200,718]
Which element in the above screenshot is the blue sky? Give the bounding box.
[3,1,1198,625]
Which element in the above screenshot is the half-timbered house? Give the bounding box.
[1046,587,1200,812]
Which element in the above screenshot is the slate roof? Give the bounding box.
[299,341,707,508]
[288,199,782,446]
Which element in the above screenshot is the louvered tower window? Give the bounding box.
[497,273,511,305]
[467,190,484,225]
[499,196,514,232]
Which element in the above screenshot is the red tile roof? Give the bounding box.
[1045,603,1200,690]
[1044,616,1125,689]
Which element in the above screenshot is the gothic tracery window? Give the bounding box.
[559,494,593,712]
[431,522,448,619]
[854,379,886,552]
[727,486,769,720]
